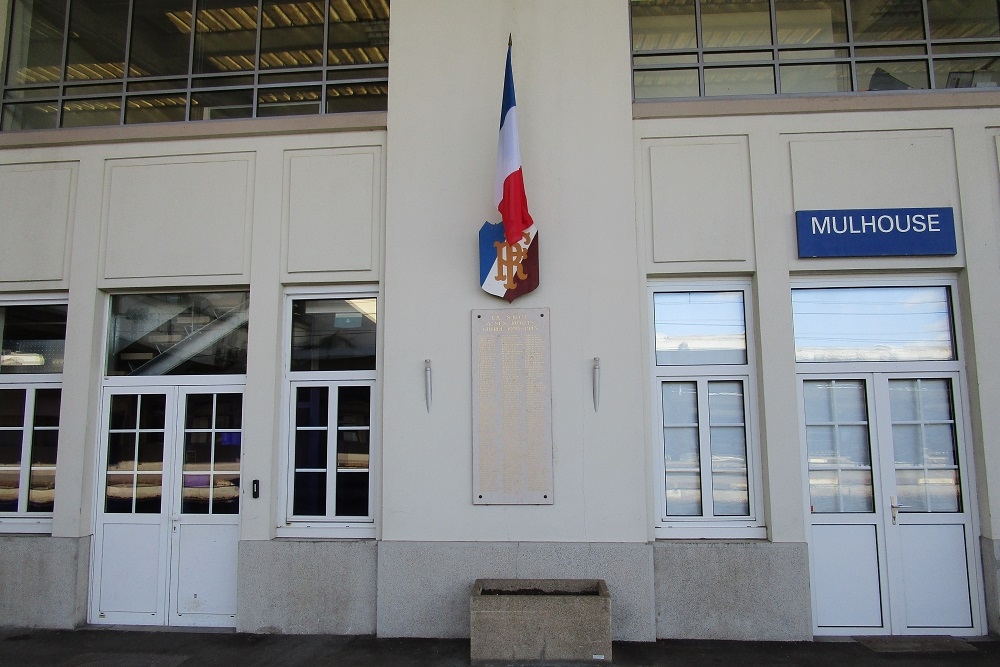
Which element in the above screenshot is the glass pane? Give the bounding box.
[290,299,377,371]
[1,101,60,131]
[328,0,389,66]
[295,430,327,469]
[777,0,848,44]
[662,382,698,425]
[705,66,776,95]
[858,61,930,91]
[259,0,325,69]
[214,432,241,470]
[293,471,325,515]
[708,381,744,424]
[837,425,871,465]
[325,81,388,113]
[135,474,163,513]
[129,0,194,78]
[889,378,919,420]
[215,393,242,428]
[851,0,924,41]
[928,0,1000,39]
[710,426,747,461]
[61,98,122,127]
[0,470,19,511]
[27,467,54,512]
[105,473,134,512]
[194,0,258,74]
[702,0,773,47]
[935,57,1000,89]
[633,69,700,99]
[0,304,68,374]
[124,95,188,124]
[654,292,746,365]
[338,386,371,426]
[664,427,700,464]
[779,63,853,93]
[109,394,138,429]
[107,433,136,471]
[5,0,67,86]
[924,424,958,464]
[66,0,130,81]
[186,394,214,429]
[631,0,698,51]
[0,389,27,426]
[183,432,212,471]
[29,429,58,465]
[896,468,960,512]
[137,433,164,471]
[712,470,750,516]
[107,292,249,376]
[792,287,954,362]
[296,386,329,427]
[182,473,211,513]
[140,394,167,429]
[337,430,369,469]
[213,474,240,514]
[832,380,866,421]
[806,425,835,459]
[335,470,369,516]
[665,471,702,516]
[838,469,875,512]
[190,89,254,121]
[257,86,322,116]
[0,430,22,465]
[32,388,61,426]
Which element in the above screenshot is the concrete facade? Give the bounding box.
[0,0,999,642]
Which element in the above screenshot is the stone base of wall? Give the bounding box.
[982,536,1000,637]
[376,541,656,641]
[654,540,812,641]
[237,539,377,634]
[0,534,89,629]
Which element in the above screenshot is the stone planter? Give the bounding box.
[470,578,612,664]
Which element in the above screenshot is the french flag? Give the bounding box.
[480,40,539,302]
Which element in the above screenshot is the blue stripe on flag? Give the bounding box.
[499,45,516,131]
[479,221,506,286]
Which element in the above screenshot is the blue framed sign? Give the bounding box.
[796,207,957,258]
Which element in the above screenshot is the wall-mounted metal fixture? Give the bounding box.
[425,359,433,412]
[592,357,600,411]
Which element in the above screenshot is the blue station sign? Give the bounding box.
[795,207,957,258]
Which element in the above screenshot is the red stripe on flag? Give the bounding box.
[499,168,534,245]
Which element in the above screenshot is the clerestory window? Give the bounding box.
[631,0,1000,99]
[1,0,389,130]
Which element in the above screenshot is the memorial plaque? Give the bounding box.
[472,308,553,504]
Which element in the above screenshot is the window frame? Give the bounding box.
[0,293,67,533]
[277,286,379,539]
[648,281,765,539]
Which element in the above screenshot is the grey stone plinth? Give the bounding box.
[470,578,612,664]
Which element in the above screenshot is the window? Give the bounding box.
[650,284,762,536]
[1,0,389,130]
[631,0,1000,99]
[282,293,376,535]
[0,300,67,531]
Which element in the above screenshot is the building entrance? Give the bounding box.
[90,386,243,627]
[802,374,981,635]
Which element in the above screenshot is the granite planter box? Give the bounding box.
[470,578,612,664]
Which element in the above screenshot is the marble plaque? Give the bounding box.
[472,308,553,505]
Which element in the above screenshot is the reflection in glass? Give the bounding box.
[0,389,27,427]
[107,292,249,376]
[1,101,59,131]
[804,380,874,513]
[776,0,848,44]
[290,299,377,372]
[335,470,368,517]
[709,381,749,516]
[702,0,772,47]
[633,69,700,99]
[5,0,67,86]
[193,0,259,74]
[792,287,954,362]
[936,58,1000,89]
[27,467,55,511]
[135,474,162,513]
[889,378,960,513]
[0,304,68,374]
[859,61,930,91]
[180,392,241,514]
[105,474,134,513]
[0,431,22,465]
[927,0,1000,39]
[293,471,325,515]
[662,382,701,516]
[631,0,697,51]
[297,386,329,427]
[30,430,58,465]
[780,63,852,93]
[213,474,240,514]
[61,98,122,127]
[296,430,327,469]
[0,471,19,511]
[190,89,254,121]
[129,0,194,78]
[260,0,324,69]
[124,95,188,124]
[66,0,130,81]
[851,0,924,42]
[182,473,210,514]
[655,292,746,366]
[705,66,776,95]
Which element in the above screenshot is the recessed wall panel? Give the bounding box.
[0,162,76,283]
[102,155,253,281]
[644,137,754,264]
[790,132,958,211]
[284,147,381,275]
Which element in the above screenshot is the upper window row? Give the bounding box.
[632,0,1000,98]
[1,0,389,131]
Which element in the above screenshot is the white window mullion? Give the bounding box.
[697,378,713,519]
[16,389,35,514]
[326,385,338,517]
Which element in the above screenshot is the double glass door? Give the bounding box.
[91,385,243,627]
[802,373,981,635]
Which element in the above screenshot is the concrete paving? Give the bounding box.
[1,627,998,666]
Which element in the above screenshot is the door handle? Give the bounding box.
[890,496,911,525]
